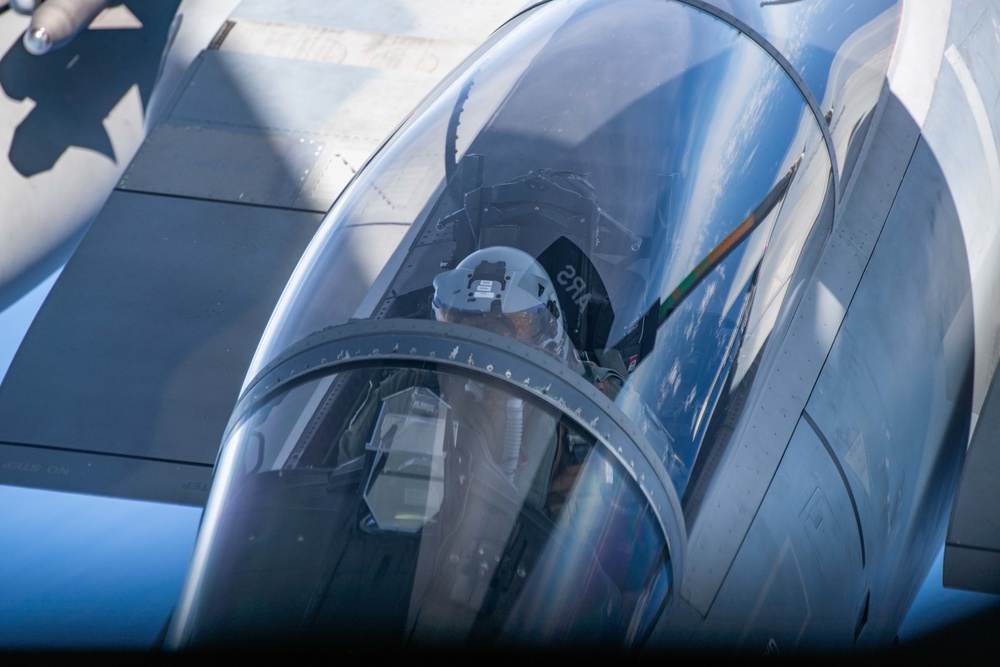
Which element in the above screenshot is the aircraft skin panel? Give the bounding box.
[678,2,931,615]
[944,0,1000,583]
[930,23,1000,414]
[946,357,1000,594]
[678,0,999,631]
[804,130,973,640]
[0,191,323,467]
[724,0,1000,630]
[0,440,211,507]
[163,50,443,142]
[658,419,866,651]
[706,420,867,653]
[211,18,487,71]
[121,122,331,211]
[226,0,529,41]
[127,49,450,212]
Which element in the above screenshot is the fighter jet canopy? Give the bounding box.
[169,0,834,650]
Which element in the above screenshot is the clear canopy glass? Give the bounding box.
[176,0,835,650]
[175,359,672,648]
[249,0,831,496]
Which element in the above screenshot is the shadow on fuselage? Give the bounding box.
[0,1,179,177]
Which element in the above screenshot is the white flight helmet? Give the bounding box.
[433,247,575,365]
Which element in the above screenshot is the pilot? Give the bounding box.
[432,245,626,396]
[431,246,577,368]
[338,247,573,466]
[338,246,622,509]
[431,247,587,507]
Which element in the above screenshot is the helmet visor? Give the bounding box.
[434,301,556,346]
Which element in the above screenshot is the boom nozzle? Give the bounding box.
[23,25,52,55]
[20,0,115,56]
